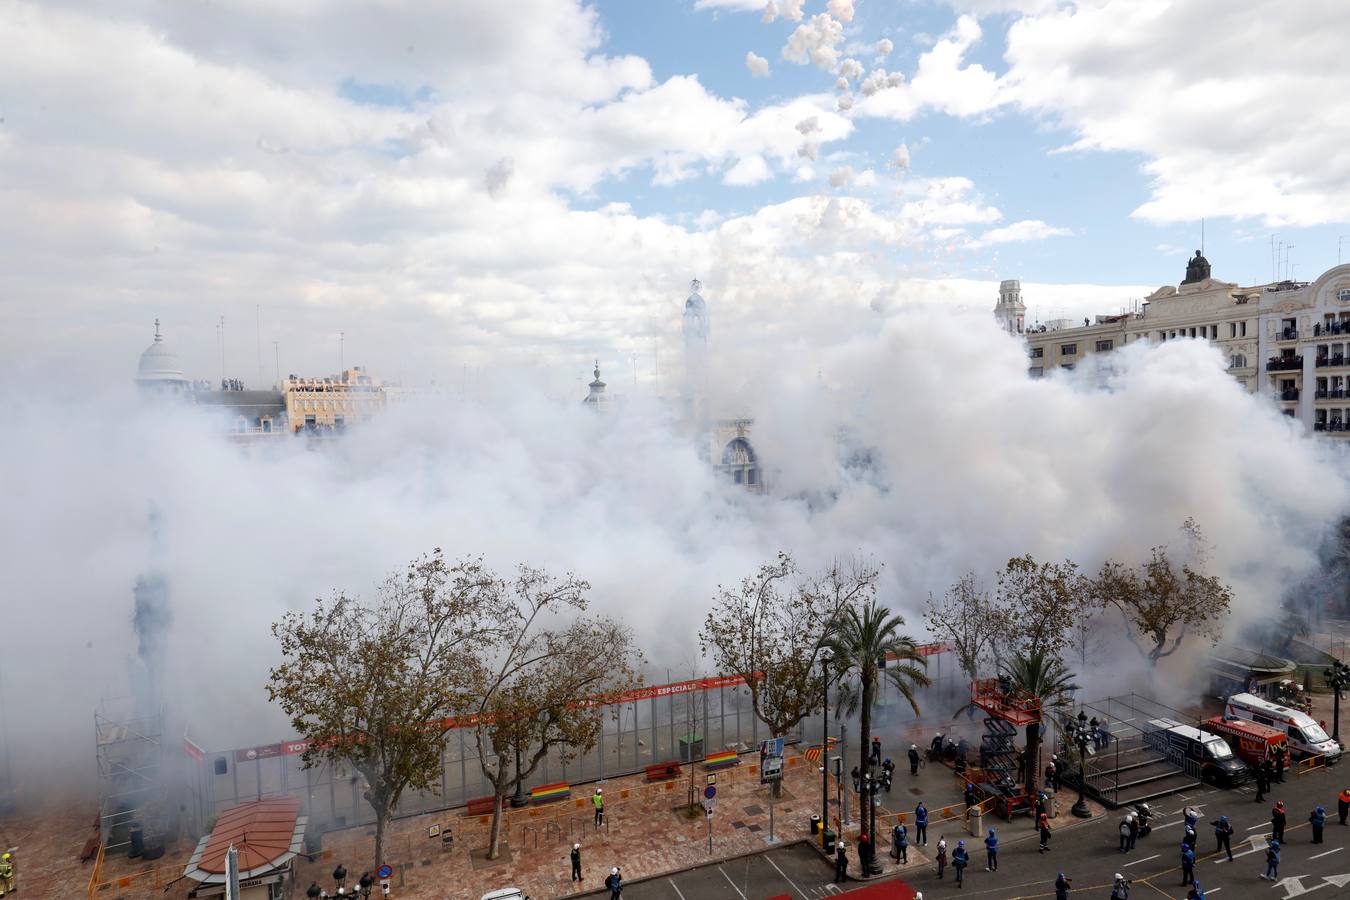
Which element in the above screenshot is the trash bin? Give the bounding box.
[823,828,837,854]
[810,814,822,835]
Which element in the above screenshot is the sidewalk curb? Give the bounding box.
[571,838,818,897]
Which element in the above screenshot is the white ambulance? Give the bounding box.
[1223,693,1341,761]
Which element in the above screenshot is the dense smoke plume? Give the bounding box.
[3,304,1349,787]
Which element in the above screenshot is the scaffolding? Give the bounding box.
[969,677,1042,818]
[96,699,166,854]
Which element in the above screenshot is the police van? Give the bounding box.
[1224,693,1342,761]
[1145,718,1251,785]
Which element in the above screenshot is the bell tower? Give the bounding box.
[994,279,1026,335]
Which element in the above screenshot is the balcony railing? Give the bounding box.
[1316,355,1347,368]
[1316,422,1327,431]
[1315,322,1349,337]
[1315,389,1347,400]
[1280,389,1300,402]
[1280,328,1299,341]
[1267,356,1304,371]
[1325,421,1348,433]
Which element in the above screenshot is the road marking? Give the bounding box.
[667,877,688,900]
[718,866,748,900]
[1206,889,1222,895]
[1310,847,1343,860]
[764,854,810,900]
[1246,822,1269,830]
[1154,820,1183,830]
[1123,853,1159,866]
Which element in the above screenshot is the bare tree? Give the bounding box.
[268,552,506,869]
[995,555,1090,662]
[467,567,641,860]
[924,572,1005,681]
[1092,519,1233,663]
[700,553,877,739]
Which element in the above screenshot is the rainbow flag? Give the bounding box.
[705,750,739,769]
[803,737,838,762]
[530,782,571,803]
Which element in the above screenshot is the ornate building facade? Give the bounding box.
[1014,256,1350,433]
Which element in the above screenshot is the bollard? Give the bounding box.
[969,807,983,837]
[810,814,821,835]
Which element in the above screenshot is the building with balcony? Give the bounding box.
[1015,257,1350,434]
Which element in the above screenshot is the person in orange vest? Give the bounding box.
[1339,788,1350,826]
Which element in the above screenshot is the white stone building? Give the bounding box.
[1015,255,1350,435]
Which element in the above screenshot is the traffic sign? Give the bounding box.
[377,864,392,880]
[704,798,714,816]
[706,773,716,785]
[704,785,716,799]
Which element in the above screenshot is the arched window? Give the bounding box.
[721,438,756,466]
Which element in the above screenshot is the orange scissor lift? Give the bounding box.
[970,677,1041,820]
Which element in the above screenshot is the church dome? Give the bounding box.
[136,320,189,389]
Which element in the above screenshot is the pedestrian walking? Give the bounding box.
[593,788,605,826]
[1261,839,1280,881]
[984,827,998,871]
[1212,815,1233,861]
[935,837,947,879]
[605,866,622,898]
[1254,762,1269,803]
[1274,744,1286,782]
[1038,811,1052,853]
[1126,813,1139,851]
[1035,791,1049,826]
[333,864,347,893]
[1046,760,1059,793]
[1340,787,1350,825]
[952,839,969,886]
[1182,822,1197,852]
[908,744,920,776]
[834,844,848,883]
[892,823,908,863]
[915,802,928,845]
[1180,842,1195,886]
[1054,871,1071,899]
[1271,801,1286,843]
[1311,805,1326,844]
[1111,873,1130,899]
[1119,816,1131,853]
[306,884,321,900]
[570,843,583,882]
[871,736,882,767]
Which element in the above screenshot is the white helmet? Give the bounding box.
[574,843,580,850]
[1115,873,1124,880]
[911,744,917,750]
[611,867,619,875]
[596,788,602,794]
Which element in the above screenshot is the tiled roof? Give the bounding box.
[184,796,305,883]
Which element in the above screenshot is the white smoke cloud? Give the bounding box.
[782,14,845,70]
[484,156,514,198]
[861,67,905,96]
[827,0,856,23]
[876,38,894,59]
[838,58,865,82]
[8,304,1347,772]
[795,116,821,135]
[836,94,854,111]
[762,0,805,23]
[828,166,855,188]
[888,143,911,171]
[745,51,771,78]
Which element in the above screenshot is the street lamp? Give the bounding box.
[1328,660,1350,746]
[862,772,882,875]
[510,746,528,808]
[819,648,834,847]
[1065,709,1093,819]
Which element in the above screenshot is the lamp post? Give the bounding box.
[1066,709,1093,819]
[1329,660,1350,746]
[862,772,882,875]
[510,746,528,808]
[820,648,833,847]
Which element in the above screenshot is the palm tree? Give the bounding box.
[826,599,932,774]
[1004,649,1078,798]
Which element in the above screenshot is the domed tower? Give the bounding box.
[994,279,1026,336]
[135,319,190,395]
[581,361,610,410]
[682,278,710,411]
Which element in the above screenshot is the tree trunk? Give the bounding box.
[1024,722,1040,798]
[374,808,387,873]
[859,675,873,775]
[487,792,504,860]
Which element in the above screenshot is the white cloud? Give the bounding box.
[888,144,911,171]
[856,16,1003,120]
[745,51,771,77]
[835,77,849,91]
[968,218,1071,247]
[827,0,856,23]
[999,0,1350,226]
[795,116,820,135]
[782,14,845,70]
[828,166,855,188]
[484,157,515,198]
[838,58,864,81]
[798,142,820,161]
[875,38,894,59]
[859,68,905,97]
[761,0,806,23]
[836,94,854,111]
[724,154,773,186]
[897,177,1001,230]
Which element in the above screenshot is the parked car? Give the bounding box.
[1201,715,1288,767]
[1145,718,1251,785]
